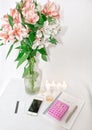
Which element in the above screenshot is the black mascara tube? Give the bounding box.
[15,101,19,114]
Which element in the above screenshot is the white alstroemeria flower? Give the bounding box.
[45,29,51,35]
[50,24,57,30]
[43,33,50,40]
[32,40,40,49]
[51,24,61,36]
[36,30,42,38]
[52,30,58,36]
[36,38,50,49]
[55,36,62,43]
[38,44,44,49]
[43,21,49,28]
[55,19,59,24]
[32,44,37,50]
[44,41,50,47]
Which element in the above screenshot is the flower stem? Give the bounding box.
[29,57,35,91]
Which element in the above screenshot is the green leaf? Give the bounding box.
[38,47,47,55]
[33,0,38,7]
[42,14,47,21]
[8,15,14,28]
[29,32,36,45]
[14,38,18,43]
[0,28,2,31]
[49,37,57,45]
[22,66,29,78]
[31,49,37,57]
[6,39,18,58]
[6,44,14,58]
[21,40,29,52]
[24,38,31,47]
[15,51,24,61]
[41,54,47,61]
[25,23,34,30]
[0,43,3,46]
[16,2,21,12]
[47,16,55,23]
[15,46,21,49]
[17,53,29,68]
[16,2,25,28]
[20,13,25,27]
[37,13,47,26]
[34,23,42,28]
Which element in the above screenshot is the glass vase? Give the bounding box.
[24,57,41,94]
[24,69,41,94]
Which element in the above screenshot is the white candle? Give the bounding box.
[51,81,56,88]
[62,81,67,90]
[57,82,62,89]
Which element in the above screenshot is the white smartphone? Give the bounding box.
[27,98,43,116]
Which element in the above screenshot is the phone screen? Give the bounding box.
[28,99,43,113]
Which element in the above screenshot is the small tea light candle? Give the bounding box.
[62,81,67,90]
[45,80,55,102]
[50,81,56,89]
[46,95,53,102]
[46,80,51,90]
[57,82,62,90]
[51,81,56,87]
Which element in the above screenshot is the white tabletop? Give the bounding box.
[0,0,92,129]
[0,78,92,130]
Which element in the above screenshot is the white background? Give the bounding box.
[0,0,92,130]
[0,0,92,89]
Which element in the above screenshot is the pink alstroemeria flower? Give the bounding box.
[0,22,28,44]
[2,23,11,32]
[22,0,35,15]
[10,9,21,24]
[0,31,14,44]
[42,0,60,19]
[11,24,28,41]
[2,9,21,24]
[2,15,8,23]
[25,11,39,24]
[22,0,39,24]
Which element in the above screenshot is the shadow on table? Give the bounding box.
[81,81,92,130]
[82,81,92,109]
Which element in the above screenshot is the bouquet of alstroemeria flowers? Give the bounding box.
[0,0,62,84]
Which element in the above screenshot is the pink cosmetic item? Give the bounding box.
[48,100,69,120]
